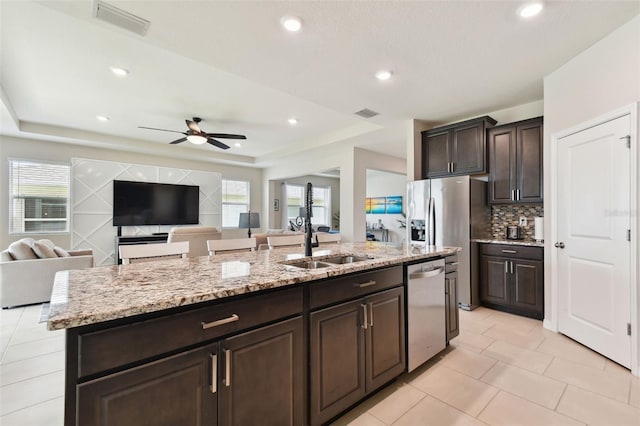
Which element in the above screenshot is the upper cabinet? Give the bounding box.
[422,116,497,178]
[488,117,543,204]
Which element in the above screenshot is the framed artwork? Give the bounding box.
[370,197,386,214]
[365,198,372,214]
[273,198,280,211]
[385,196,402,214]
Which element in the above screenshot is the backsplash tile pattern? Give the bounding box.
[491,204,544,240]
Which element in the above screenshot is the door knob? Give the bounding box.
[554,242,565,249]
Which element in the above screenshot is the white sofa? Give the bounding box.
[0,239,94,308]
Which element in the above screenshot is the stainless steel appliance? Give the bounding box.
[406,176,490,310]
[506,225,523,240]
[406,259,446,372]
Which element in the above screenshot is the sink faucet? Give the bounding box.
[305,182,313,256]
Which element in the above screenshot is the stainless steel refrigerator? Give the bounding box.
[406,176,490,310]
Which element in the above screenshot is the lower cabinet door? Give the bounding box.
[365,287,405,392]
[310,299,366,426]
[511,259,544,317]
[445,274,460,342]
[77,344,218,426]
[218,316,304,426]
[480,255,510,306]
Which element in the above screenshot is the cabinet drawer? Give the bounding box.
[78,286,303,378]
[480,244,543,260]
[309,266,402,310]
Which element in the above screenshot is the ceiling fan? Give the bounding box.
[138,117,246,150]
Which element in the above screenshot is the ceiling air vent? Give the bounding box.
[93,0,150,36]
[354,108,379,119]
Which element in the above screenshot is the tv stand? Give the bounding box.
[115,234,169,264]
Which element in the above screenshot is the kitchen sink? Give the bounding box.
[322,255,371,264]
[284,260,334,270]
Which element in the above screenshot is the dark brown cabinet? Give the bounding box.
[445,272,459,342]
[309,268,405,426]
[488,117,543,204]
[422,116,497,178]
[479,244,544,319]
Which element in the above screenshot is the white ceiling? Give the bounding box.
[1,1,638,167]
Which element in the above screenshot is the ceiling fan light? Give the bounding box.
[519,2,544,18]
[281,16,303,32]
[109,66,129,76]
[187,135,207,145]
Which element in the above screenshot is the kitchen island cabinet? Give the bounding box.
[49,243,458,426]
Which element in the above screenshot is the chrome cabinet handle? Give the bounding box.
[502,249,517,254]
[353,280,377,288]
[201,314,239,330]
[516,189,521,200]
[446,261,459,266]
[510,261,514,274]
[450,162,455,173]
[369,303,374,327]
[409,267,444,279]
[555,242,565,249]
[504,261,509,274]
[224,349,231,387]
[361,304,368,329]
[210,354,217,394]
[511,190,516,201]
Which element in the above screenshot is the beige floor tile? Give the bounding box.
[480,362,566,409]
[478,391,585,426]
[452,330,495,352]
[461,318,496,335]
[366,382,425,424]
[536,337,607,370]
[1,335,65,364]
[630,377,640,409]
[9,324,63,346]
[15,305,44,329]
[0,396,64,426]
[439,345,497,378]
[331,411,387,426]
[482,323,545,350]
[0,307,24,325]
[544,357,631,403]
[604,359,632,375]
[394,394,487,426]
[557,385,640,426]
[482,339,553,374]
[0,370,65,415]
[483,311,540,332]
[459,306,494,321]
[410,364,498,417]
[0,350,65,386]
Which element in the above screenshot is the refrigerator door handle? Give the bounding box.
[427,197,436,246]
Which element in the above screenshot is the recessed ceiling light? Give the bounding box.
[281,16,303,32]
[375,70,393,81]
[109,66,129,76]
[288,117,298,125]
[519,2,544,18]
[96,115,110,122]
[234,142,242,148]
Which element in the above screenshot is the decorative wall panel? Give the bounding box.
[71,158,221,265]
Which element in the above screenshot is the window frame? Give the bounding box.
[285,183,331,227]
[221,179,251,229]
[8,158,71,235]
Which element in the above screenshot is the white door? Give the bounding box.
[557,114,631,368]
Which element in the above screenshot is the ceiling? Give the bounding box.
[1,1,638,167]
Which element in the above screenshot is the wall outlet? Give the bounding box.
[519,216,527,226]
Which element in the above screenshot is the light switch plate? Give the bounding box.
[519,217,527,226]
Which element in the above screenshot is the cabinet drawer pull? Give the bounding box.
[501,249,517,254]
[446,261,459,266]
[409,267,444,279]
[224,349,231,387]
[354,280,377,288]
[361,304,368,329]
[210,354,217,394]
[201,314,239,330]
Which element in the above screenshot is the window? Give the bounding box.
[222,180,250,227]
[285,184,331,226]
[9,159,70,233]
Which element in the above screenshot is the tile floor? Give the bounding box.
[1,304,639,425]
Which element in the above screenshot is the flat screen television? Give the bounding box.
[113,180,199,226]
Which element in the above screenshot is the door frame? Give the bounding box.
[548,102,638,376]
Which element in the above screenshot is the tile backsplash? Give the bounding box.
[491,204,544,240]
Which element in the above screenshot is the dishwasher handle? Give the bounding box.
[409,267,444,279]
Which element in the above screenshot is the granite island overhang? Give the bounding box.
[47,242,460,330]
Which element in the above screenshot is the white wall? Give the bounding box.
[0,135,263,248]
[366,170,406,243]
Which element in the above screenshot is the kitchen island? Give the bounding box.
[49,242,459,426]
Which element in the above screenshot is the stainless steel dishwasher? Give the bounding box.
[407,258,446,372]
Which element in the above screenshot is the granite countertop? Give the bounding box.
[472,238,544,247]
[47,242,460,331]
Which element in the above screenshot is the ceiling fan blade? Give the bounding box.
[138,126,186,135]
[170,137,187,144]
[186,120,201,133]
[206,138,230,150]
[205,133,247,140]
